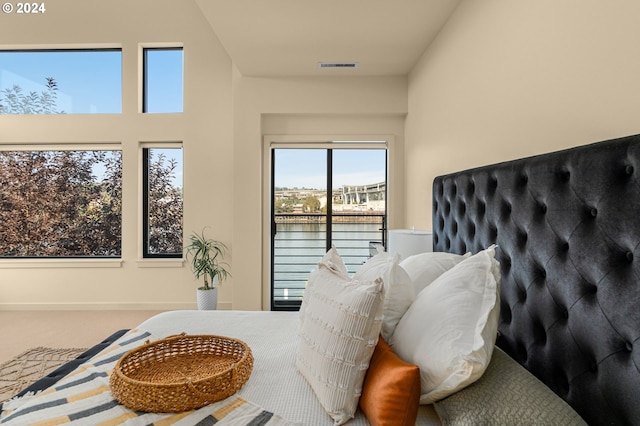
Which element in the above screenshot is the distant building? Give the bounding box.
[275,182,385,213]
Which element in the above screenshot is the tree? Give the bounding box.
[147,152,183,254]
[0,80,183,257]
[302,195,321,213]
[0,150,122,256]
[0,78,64,114]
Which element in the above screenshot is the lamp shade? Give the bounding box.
[387,229,433,260]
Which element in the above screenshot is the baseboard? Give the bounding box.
[0,301,233,311]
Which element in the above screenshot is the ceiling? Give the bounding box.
[195,0,462,77]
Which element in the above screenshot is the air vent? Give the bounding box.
[318,62,359,69]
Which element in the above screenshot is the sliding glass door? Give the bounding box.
[271,146,387,310]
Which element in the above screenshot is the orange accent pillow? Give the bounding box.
[359,337,421,426]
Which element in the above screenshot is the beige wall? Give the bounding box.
[405,0,640,229]
[0,1,408,310]
[6,0,639,310]
[232,76,407,309]
[0,0,235,310]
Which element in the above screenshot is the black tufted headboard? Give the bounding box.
[432,134,640,425]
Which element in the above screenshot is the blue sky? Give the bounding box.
[0,50,123,113]
[0,48,183,113]
[275,149,386,189]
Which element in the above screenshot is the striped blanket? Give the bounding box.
[1,329,298,426]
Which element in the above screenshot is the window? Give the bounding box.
[142,146,183,258]
[142,48,183,113]
[0,147,122,257]
[270,145,387,310]
[0,49,122,114]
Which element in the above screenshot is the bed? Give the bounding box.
[2,133,639,425]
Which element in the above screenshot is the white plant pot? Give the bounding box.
[196,287,218,310]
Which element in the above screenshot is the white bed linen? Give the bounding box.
[138,310,441,426]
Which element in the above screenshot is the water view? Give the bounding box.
[273,218,384,303]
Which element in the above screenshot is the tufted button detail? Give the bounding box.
[539,202,547,214]
[458,201,466,216]
[533,322,546,345]
[626,251,634,262]
[590,207,598,217]
[561,307,569,319]
[588,284,598,295]
[489,224,498,242]
[478,200,486,216]
[502,255,512,271]
[467,222,476,238]
[560,167,571,182]
[519,288,527,303]
[626,165,634,176]
[519,173,529,186]
[468,180,475,195]
[488,176,498,192]
[590,362,598,373]
[517,230,528,248]
[501,201,512,219]
[538,267,547,279]
[626,341,633,352]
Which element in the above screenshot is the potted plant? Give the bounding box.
[185,229,230,310]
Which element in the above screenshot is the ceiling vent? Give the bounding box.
[318,62,359,69]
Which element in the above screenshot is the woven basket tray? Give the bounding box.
[109,333,253,413]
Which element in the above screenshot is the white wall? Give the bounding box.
[405,0,640,229]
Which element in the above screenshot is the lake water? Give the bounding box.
[273,222,383,302]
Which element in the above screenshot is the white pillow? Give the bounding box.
[297,255,385,425]
[400,251,471,295]
[353,252,414,342]
[390,246,501,404]
[299,247,350,324]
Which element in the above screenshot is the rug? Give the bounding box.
[0,347,86,404]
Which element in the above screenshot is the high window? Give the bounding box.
[0,147,122,257]
[0,49,122,114]
[142,146,184,258]
[142,48,183,113]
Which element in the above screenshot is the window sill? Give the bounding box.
[0,259,123,269]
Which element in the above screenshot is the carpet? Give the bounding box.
[0,347,87,404]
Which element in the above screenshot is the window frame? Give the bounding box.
[268,141,389,311]
[0,143,123,261]
[141,46,184,114]
[141,143,184,259]
[0,48,123,114]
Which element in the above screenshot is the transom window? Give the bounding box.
[142,47,183,113]
[0,49,122,114]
